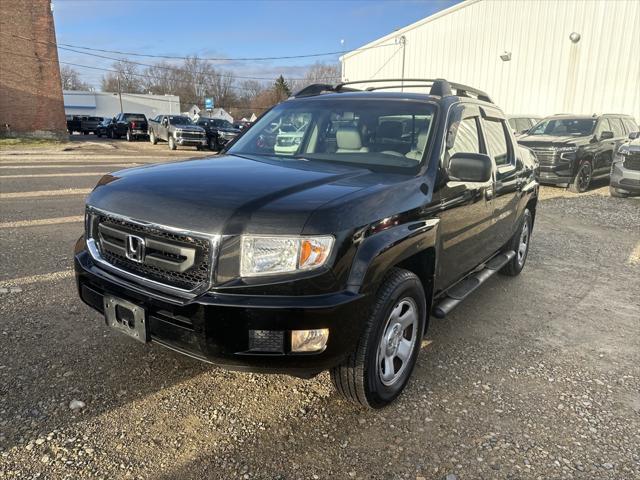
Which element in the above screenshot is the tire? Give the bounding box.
[500,208,532,277]
[207,137,215,151]
[150,131,157,145]
[609,186,627,198]
[330,268,426,409]
[168,136,177,150]
[569,161,592,193]
[126,130,133,142]
[96,132,101,138]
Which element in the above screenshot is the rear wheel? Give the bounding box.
[168,136,177,150]
[569,161,592,193]
[501,208,532,277]
[330,268,426,408]
[126,130,133,142]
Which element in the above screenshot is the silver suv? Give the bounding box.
[610,133,640,197]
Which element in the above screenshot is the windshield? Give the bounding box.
[228,99,436,171]
[529,118,596,136]
[169,116,193,125]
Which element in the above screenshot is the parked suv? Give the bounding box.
[148,115,207,150]
[610,133,640,197]
[109,113,148,141]
[74,78,538,408]
[195,117,240,151]
[80,116,104,135]
[518,114,637,192]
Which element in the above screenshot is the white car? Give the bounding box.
[274,124,307,155]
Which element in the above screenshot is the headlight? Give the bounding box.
[173,130,182,137]
[240,235,334,277]
[613,150,628,164]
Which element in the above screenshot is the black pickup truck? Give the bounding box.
[108,113,148,141]
[74,78,538,408]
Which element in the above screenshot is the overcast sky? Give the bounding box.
[53,0,460,88]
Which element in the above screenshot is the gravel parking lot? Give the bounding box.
[1,138,639,480]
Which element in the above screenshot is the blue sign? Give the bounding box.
[205,98,214,110]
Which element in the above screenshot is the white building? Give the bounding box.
[63,91,180,119]
[340,0,639,121]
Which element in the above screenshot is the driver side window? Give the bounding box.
[448,117,481,158]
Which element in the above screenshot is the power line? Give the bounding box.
[0,50,272,106]
[57,45,339,82]
[0,30,393,62]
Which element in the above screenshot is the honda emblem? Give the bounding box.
[125,234,145,263]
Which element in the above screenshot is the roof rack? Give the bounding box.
[294,78,493,103]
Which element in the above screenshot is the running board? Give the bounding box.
[432,250,516,319]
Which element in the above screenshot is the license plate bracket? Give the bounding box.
[103,295,148,343]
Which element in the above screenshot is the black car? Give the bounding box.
[66,115,84,134]
[80,116,104,135]
[74,78,538,408]
[95,118,112,138]
[108,113,148,141]
[195,117,241,151]
[518,114,638,192]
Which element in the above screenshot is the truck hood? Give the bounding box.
[87,154,390,235]
[518,134,591,148]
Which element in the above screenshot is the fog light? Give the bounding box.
[291,329,329,352]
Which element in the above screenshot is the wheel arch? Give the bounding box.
[347,219,440,332]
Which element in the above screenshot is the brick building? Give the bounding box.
[0,0,67,138]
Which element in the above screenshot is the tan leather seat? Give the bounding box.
[336,127,369,153]
[405,130,429,161]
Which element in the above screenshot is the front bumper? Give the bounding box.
[610,163,640,194]
[74,245,368,378]
[537,164,573,186]
[176,137,207,146]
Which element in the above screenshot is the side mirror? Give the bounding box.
[629,131,639,140]
[600,131,614,140]
[448,153,493,183]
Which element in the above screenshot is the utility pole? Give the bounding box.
[399,35,407,92]
[117,74,123,114]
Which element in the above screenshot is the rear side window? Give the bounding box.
[449,117,481,157]
[622,117,638,134]
[483,119,511,166]
[609,118,625,137]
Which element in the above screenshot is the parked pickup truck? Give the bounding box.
[109,113,148,141]
[148,115,207,150]
[75,78,539,408]
[195,117,241,151]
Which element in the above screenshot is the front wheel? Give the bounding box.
[207,137,216,151]
[501,208,532,277]
[569,161,592,193]
[150,131,157,145]
[168,136,177,150]
[330,268,426,408]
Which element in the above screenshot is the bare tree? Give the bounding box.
[101,60,143,94]
[60,65,90,91]
[291,62,342,92]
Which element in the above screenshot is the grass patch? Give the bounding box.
[0,137,67,150]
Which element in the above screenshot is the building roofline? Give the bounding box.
[340,0,481,61]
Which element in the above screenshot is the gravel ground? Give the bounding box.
[1,138,639,479]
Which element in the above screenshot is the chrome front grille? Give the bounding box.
[87,209,215,293]
[180,131,204,140]
[529,147,559,165]
[623,154,640,171]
